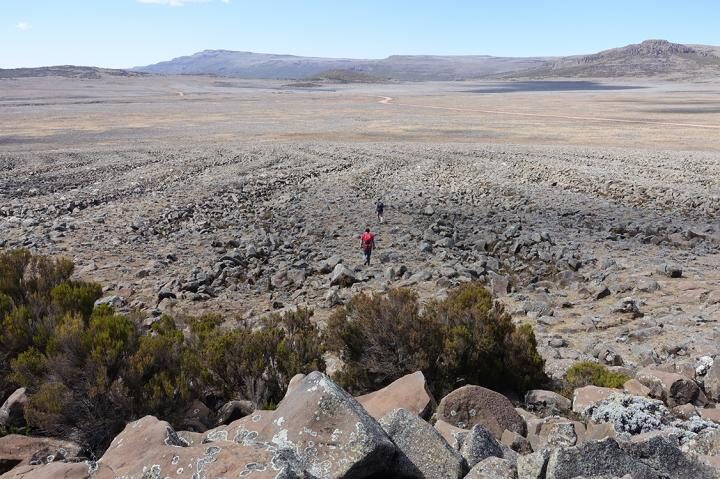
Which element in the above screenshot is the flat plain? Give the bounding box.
[2,75,720,378]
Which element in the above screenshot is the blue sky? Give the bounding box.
[2,0,720,68]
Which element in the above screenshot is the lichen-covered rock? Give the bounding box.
[544,436,717,479]
[459,424,504,468]
[436,385,526,438]
[357,371,435,420]
[97,416,291,479]
[546,423,577,448]
[572,386,620,414]
[636,367,701,407]
[0,388,27,429]
[256,371,397,478]
[524,390,571,417]
[0,434,85,476]
[465,456,517,479]
[96,372,397,479]
[586,394,670,435]
[379,408,467,479]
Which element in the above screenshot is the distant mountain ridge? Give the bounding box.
[0,66,147,79]
[3,40,718,81]
[133,40,720,81]
[134,49,553,81]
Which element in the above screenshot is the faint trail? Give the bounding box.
[376,95,720,130]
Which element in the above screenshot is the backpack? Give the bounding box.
[361,232,374,250]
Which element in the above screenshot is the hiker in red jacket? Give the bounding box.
[360,228,376,266]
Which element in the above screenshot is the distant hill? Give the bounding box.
[0,66,146,79]
[511,40,720,79]
[133,50,554,81]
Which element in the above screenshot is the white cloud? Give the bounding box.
[16,21,31,32]
[136,0,228,6]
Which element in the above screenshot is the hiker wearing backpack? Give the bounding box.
[360,227,376,266]
[375,199,385,223]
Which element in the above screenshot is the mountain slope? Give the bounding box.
[516,40,720,78]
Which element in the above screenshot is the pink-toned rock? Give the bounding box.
[501,429,532,454]
[436,385,526,439]
[0,461,99,479]
[95,372,398,478]
[699,407,720,424]
[585,421,616,442]
[285,373,306,396]
[97,416,282,479]
[434,419,469,449]
[636,367,701,407]
[623,379,651,397]
[672,403,699,420]
[572,385,620,414]
[356,371,435,420]
[0,434,84,476]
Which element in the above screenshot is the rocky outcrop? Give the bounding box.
[0,435,84,477]
[636,367,702,407]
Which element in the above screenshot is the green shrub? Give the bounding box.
[51,281,103,321]
[565,361,630,389]
[326,282,547,397]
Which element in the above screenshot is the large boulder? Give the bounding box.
[436,386,526,438]
[524,390,571,417]
[379,408,467,479]
[636,367,701,407]
[0,435,84,477]
[0,388,27,429]
[544,436,716,479]
[459,425,504,468]
[356,371,435,420]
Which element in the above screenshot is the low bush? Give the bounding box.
[565,361,630,390]
[326,282,547,397]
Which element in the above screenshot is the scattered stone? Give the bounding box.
[329,263,358,287]
[501,429,532,454]
[525,389,571,417]
[636,367,701,407]
[657,263,683,278]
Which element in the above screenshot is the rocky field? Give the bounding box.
[3,77,720,478]
[2,141,720,379]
